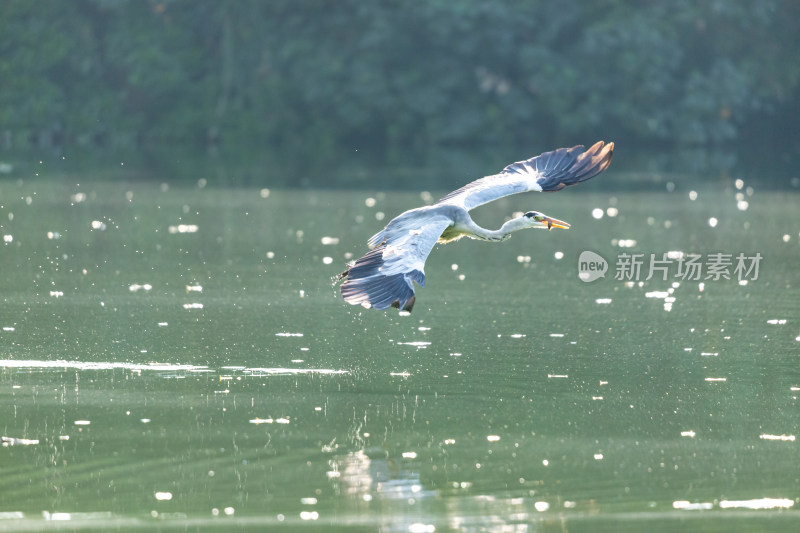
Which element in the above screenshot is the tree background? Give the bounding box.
[1,0,798,185]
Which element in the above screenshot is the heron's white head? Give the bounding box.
[523,211,571,231]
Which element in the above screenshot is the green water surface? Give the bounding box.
[1,173,799,532]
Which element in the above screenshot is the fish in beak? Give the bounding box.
[543,216,570,230]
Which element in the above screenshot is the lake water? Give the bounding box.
[1,168,799,532]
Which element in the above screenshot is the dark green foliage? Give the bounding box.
[1,0,798,166]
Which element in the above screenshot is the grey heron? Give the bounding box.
[337,141,614,312]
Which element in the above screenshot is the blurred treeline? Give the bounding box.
[1,0,799,180]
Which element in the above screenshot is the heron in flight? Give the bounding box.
[338,141,614,312]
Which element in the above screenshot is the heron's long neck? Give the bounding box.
[472,216,530,242]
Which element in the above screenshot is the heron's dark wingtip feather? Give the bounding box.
[339,244,425,312]
[341,271,420,311]
[402,296,416,312]
[538,140,614,192]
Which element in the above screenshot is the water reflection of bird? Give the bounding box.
[338,141,614,312]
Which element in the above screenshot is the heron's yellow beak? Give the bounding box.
[543,216,570,230]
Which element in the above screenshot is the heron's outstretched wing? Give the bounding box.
[436,141,614,211]
[339,211,453,311]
